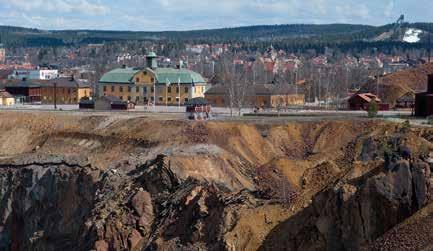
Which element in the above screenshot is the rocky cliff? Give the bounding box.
[0,112,432,250]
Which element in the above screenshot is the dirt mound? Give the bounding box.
[360,62,433,105]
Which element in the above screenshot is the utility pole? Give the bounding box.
[165,78,169,110]
[377,71,380,98]
[318,68,321,107]
[153,78,156,112]
[178,77,181,110]
[429,30,431,63]
[54,82,57,110]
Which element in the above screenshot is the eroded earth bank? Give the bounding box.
[0,112,433,250]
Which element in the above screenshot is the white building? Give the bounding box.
[0,44,5,64]
[8,69,59,80]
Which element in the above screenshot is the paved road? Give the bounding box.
[0,104,413,115]
[0,104,428,125]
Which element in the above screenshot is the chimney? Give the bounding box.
[429,74,433,94]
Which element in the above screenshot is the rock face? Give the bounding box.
[0,112,433,250]
[260,147,433,250]
[0,155,96,251]
[0,153,263,250]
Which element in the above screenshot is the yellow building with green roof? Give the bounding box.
[98,53,207,105]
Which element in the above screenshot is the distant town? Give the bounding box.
[0,17,433,120]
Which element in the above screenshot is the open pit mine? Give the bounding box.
[0,112,433,250]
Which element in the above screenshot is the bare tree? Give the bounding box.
[219,53,249,116]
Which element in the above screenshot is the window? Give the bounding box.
[136,96,140,102]
[119,86,123,92]
[128,96,131,101]
[151,78,155,82]
[136,87,139,93]
[143,86,147,94]
[176,87,179,93]
[151,87,154,93]
[119,96,123,100]
[168,87,172,93]
[184,98,189,102]
[143,71,147,75]
[151,97,154,101]
[111,86,115,92]
[159,97,163,102]
[136,77,139,82]
[167,97,172,102]
[68,89,71,94]
[103,86,107,92]
[128,86,132,92]
[184,87,189,93]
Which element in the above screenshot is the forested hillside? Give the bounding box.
[0,23,432,52]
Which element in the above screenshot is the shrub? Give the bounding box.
[368,101,378,118]
[401,120,411,133]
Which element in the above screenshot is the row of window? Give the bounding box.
[43,96,78,102]
[118,96,189,103]
[103,85,190,94]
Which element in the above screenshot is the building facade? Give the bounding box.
[205,84,305,108]
[8,69,59,80]
[2,78,91,104]
[0,44,5,64]
[99,53,207,105]
[0,90,14,106]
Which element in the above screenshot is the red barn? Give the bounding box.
[348,93,389,111]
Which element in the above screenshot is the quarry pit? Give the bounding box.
[0,111,433,250]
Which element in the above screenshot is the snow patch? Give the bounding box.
[403,28,423,43]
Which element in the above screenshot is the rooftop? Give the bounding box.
[99,67,142,84]
[147,52,157,58]
[1,78,90,88]
[154,68,206,85]
[0,90,13,99]
[99,67,206,85]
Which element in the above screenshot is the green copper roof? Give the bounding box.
[99,67,206,85]
[154,68,206,85]
[147,52,157,57]
[99,68,141,84]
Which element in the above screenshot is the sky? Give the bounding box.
[0,0,431,31]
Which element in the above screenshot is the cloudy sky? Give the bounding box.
[0,0,431,31]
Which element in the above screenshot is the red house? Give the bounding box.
[348,93,389,111]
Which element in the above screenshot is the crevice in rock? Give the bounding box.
[357,199,367,240]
